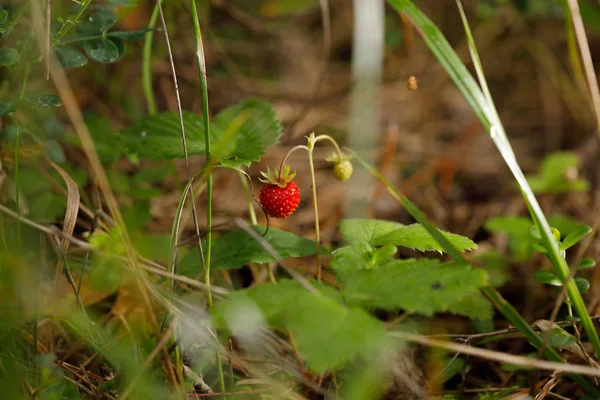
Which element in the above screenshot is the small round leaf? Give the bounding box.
[89,11,117,32]
[0,47,19,66]
[575,278,590,294]
[108,28,154,41]
[55,46,88,68]
[534,271,562,286]
[577,258,596,270]
[83,39,119,63]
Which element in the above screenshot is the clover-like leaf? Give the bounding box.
[55,46,88,68]
[88,10,117,32]
[83,39,120,63]
[0,47,19,66]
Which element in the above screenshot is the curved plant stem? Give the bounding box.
[314,134,343,158]
[187,0,225,394]
[143,0,162,116]
[306,134,322,281]
[277,145,309,182]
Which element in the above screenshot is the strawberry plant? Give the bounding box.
[1,0,600,398]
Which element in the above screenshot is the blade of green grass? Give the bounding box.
[388,0,600,361]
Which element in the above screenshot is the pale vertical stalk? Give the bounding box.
[348,0,384,217]
[307,137,322,281]
[566,0,600,132]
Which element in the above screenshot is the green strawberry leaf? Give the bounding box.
[213,279,389,373]
[0,47,19,66]
[119,98,282,167]
[342,259,490,319]
[340,219,476,253]
[55,46,88,68]
[178,226,324,274]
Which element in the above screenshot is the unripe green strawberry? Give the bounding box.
[333,160,353,182]
[326,152,353,182]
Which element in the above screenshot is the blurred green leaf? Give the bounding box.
[577,258,596,270]
[575,278,590,294]
[342,258,491,319]
[213,279,389,373]
[547,327,576,349]
[0,102,17,115]
[0,47,19,66]
[560,225,592,250]
[83,38,120,63]
[534,271,562,286]
[179,226,323,274]
[120,98,282,167]
[108,28,154,41]
[55,46,88,68]
[25,95,62,108]
[526,152,589,194]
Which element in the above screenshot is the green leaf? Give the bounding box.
[577,258,596,270]
[342,259,490,319]
[83,39,120,63]
[560,225,592,250]
[547,327,577,349]
[575,278,590,294]
[55,46,88,68]
[526,152,589,194]
[534,271,562,286]
[25,95,62,108]
[213,280,389,373]
[89,10,117,32]
[0,47,19,66]
[108,28,154,41]
[178,226,323,274]
[340,219,476,253]
[374,224,477,252]
[0,102,17,115]
[119,98,282,166]
[448,291,494,321]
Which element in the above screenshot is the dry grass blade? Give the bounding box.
[47,159,80,284]
[565,0,600,133]
[392,331,600,378]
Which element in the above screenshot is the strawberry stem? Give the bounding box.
[314,134,344,159]
[278,145,309,182]
[306,133,323,282]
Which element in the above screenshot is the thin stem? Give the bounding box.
[53,0,91,43]
[307,134,322,282]
[56,34,104,45]
[277,145,309,182]
[143,1,162,116]
[314,134,343,158]
[188,0,225,393]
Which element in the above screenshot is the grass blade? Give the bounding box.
[388,0,600,360]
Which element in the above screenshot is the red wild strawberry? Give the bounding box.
[259,165,300,219]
